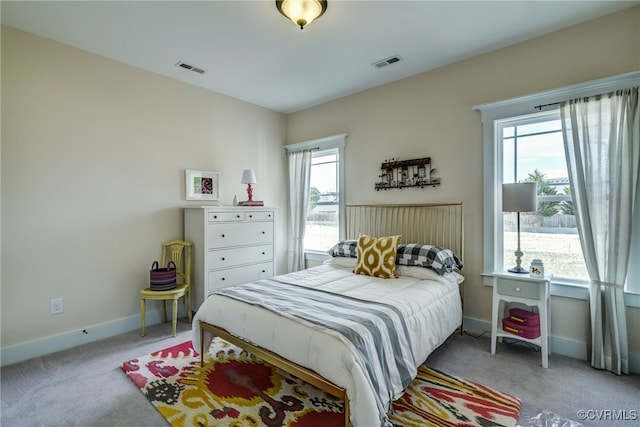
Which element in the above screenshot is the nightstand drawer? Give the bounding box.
[496,279,539,299]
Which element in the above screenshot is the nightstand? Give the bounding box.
[489,271,551,368]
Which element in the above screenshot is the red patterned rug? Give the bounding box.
[121,338,521,427]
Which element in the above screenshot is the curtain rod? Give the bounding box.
[534,87,636,111]
[284,146,320,152]
[534,101,560,111]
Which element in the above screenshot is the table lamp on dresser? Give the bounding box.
[241,169,257,202]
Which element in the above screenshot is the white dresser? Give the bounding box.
[184,206,275,310]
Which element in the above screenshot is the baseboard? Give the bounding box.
[1,309,168,367]
[4,313,639,373]
[462,316,640,374]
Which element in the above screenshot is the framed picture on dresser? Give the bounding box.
[185,169,219,201]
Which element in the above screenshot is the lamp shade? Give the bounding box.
[276,0,327,29]
[241,169,257,185]
[502,182,537,212]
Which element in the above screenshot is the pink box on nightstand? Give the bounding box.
[508,307,540,327]
[501,317,540,339]
[502,310,541,339]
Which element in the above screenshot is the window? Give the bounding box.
[285,133,346,255]
[305,148,339,251]
[475,71,639,303]
[498,111,588,281]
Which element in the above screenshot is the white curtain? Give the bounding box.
[287,149,312,272]
[560,87,639,375]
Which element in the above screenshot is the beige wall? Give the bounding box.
[286,8,640,355]
[2,7,639,365]
[1,26,288,355]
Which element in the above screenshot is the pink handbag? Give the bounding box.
[149,260,176,291]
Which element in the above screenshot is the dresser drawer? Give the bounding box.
[185,206,277,310]
[208,211,244,222]
[496,279,539,299]
[206,222,274,248]
[243,211,274,221]
[207,262,274,292]
[207,244,273,268]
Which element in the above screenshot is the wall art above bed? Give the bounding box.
[375,157,441,190]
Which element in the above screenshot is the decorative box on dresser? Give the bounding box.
[488,271,552,368]
[184,206,275,311]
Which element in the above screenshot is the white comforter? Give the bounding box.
[192,261,462,427]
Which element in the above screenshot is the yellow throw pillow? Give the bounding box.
[353,234,401,279]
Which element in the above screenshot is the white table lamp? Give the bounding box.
[502,182,537,273]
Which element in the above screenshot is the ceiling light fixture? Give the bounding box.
[276,0,327,30]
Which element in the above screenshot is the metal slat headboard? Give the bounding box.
[345,203,464,260]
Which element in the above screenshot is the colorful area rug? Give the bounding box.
[122,338,521,427]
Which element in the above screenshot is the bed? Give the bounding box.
[192,203,464,427]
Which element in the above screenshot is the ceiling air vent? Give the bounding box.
[372,55,403,69]
[175,61,206,74]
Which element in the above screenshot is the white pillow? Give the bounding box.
[396,265,465,284]
[323,256,357,269]
[326,258,464,284]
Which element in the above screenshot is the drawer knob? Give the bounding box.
[249,214,253,218]
[262,231,265,234]
[221,257,225,261]
[262,270,266,273]
[214,215,218,219]
[262,252,266,255]
[221,277,225,281]
[236,214,240,218]
[221,234,225,238]
[515,287,521,292]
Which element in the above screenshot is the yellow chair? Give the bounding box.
[140,240,193,337]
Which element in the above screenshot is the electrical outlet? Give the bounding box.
[50,298,64,315]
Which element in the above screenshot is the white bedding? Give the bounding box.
[192,261,462,427]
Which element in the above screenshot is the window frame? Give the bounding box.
[474,72,639,307]
[305,147,340,252]
[284,133,347,260]
[496,109,587,283]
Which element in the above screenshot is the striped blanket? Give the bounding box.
[213,278,418,425]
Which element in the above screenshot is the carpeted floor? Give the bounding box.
[428,332,639,427]
[1,321,639,426]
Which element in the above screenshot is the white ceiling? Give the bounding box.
[2,1,637,113]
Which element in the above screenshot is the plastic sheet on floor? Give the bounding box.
[517,408,585,427]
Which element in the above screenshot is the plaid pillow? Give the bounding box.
[327,239,358,258]
[396,243,463,275]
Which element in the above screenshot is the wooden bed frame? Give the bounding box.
[199,202,464,427]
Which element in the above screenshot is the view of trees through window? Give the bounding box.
[304,149,339,252]
[301,115,590,279]
[502,113,588,280]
